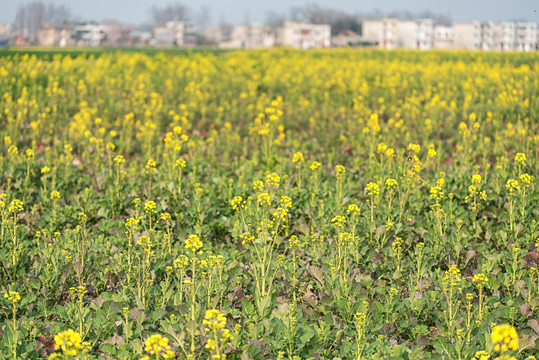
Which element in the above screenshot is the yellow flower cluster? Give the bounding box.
[491,324,518,353]
[335,165,346,179]
[280,196,292,208]
[145,159,157,174]
[331,215,346,230]
[175,158,187,168]
[114,155,125,166]
[310,161,322,171]
[266,172,280,188]
[505,179,519,194]
[292,151,304,163]
[49,329,89,359]
[385,178,397,190]
[50,190,60,200]
[444,265,462,288]
[272,207,288,222]
[289,235,300,249]
[347,204,360,217]
[520,173,534,185]
[253,180,264,192]
[8,199,23,213]
[408,143,421,153]
[472,174,482,184]
[514,153,526,165]
[365,182,380,197]
[203,309,227,330]
[430,178,445,202]
[4,290,21,305]
[144,201,157,214]
[231,196,246,210]
[472,350,490,360]
[257,192,271,207]
[472,273,488,287]
[185,234,203,253]
[141,334,175,359]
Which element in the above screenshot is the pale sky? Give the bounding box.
[1,0,538,26]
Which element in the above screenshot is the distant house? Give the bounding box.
[132,30,152,46]
[220,24,275,49]
[101,23,134,47]
[38,24,73,47]
[72,23,106,46]
[276,22,331,49]
[332,30,361,47]
[14,36,30,46]
[153,21,195,46]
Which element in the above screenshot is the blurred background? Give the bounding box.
[0,0,537,50]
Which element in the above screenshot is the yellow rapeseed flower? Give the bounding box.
[491,324,518,353]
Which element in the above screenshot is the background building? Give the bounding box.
[332,30,361,47]
[38,23,73,46]
[72,23,106,46]
[362,18,398,49]
[153,21,195,46]
[494,22,516,51]
[395,19,432,49]
[515,22,537,51]
[453,22,481,50]
[432,25,454,49]
[0,23,12,46]
[220,24,275,48]
[276,21,331,49]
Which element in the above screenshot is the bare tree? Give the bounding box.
[195,6,211,32]
[46,3,72,27]
[264,10,286,28]
[219,21,233,42]
[13,2,73,39]
[366,8,451,25]
[288,3,361,35]
[150,3,191,25]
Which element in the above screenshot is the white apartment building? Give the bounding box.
[493,21,537,51]
[363,18,432,50]
[453,22,481,50]
[362,18,398,49]
[276,21,331,49]
[433,25,454,49]
[494,22,515,51]
[153,21,195,46]
[453,21,493,50]
[479,22,494,50]
[515,22,537,52]
[396,19,433,49]
[220,24,275,49]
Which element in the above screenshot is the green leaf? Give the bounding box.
[257,295,273,318]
